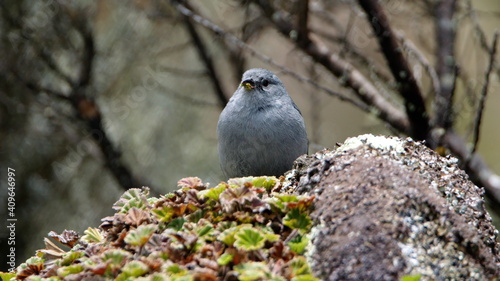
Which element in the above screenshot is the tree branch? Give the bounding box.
[444,130,500,204]
[67,16,144,191]
[252,0,410,134]
[178,1,228,107]
[296,0,310,47]
[396,31,441,97]
[466,0,500,77]
[433,0,457,132]
[357,0,430,141]
[168,0,373,116]
[311,27,394,86]
[470,32,499,157]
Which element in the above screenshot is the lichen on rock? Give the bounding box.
[296,134,500,280]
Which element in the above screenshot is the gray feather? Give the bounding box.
[217,68,308,178]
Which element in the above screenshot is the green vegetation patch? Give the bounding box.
[2,176,318,281]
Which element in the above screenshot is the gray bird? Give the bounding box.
[217,68,308,178]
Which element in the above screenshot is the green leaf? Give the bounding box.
[218,225,240,246]
[147,197,160,205]
[57,264,84,277]
[234,227,266,251]
[25,256,44,265]
[134,273,171,281]
[283,208,312,232]
[401,274,421,281]
[121,261,149,277]
[124,224,157,246]
[275,194,299,203]
[288,234,309,254]
[196,224,214,238]
[80,227,104,243]
[227,177,255,187]
[198,183,227,201]
[217,253,234,266]
[0,272,16,281]
[261,226,280,243]
[266,197,286,212]
[152,206,175,223]
[170,276,194,281]
[251,176,277,190]
[291,274,319,281]
[177,177,203,189]
[22,277,52,281]
[234,262,271,281]
[102,249,132,265]
[113,188,150,213]
[217,221,238,231]
[289,257,313,276]
[167,217,186,231]
[164,264,190,277]
[187,209,204,223]
[16,257,44,273]
[58,251,84,266]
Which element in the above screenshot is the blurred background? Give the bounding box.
[0,0,499,268]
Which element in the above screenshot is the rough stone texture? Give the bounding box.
[293,135,500,280]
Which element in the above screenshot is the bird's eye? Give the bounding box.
[262,79,269,87]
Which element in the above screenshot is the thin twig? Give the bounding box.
[312,27,394,85]
[433,0,458,132]
[252,0,410,133]
[163,85,219,107]
[465,0,500,78]
[357,0,430,141]
[14,72,71,102]
[396,30,441,97]
[169,0,373,116]
[465,1,495,60]
[149,65,207,78]
[339,10,356,58]
[0,1,76,88]
[470,32,499,156]
[180,1,228,107]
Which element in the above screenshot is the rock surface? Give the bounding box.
[293,134,500,280]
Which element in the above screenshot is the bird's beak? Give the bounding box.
[241,79,255,90]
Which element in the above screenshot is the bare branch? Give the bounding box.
[444,130,500,205]
[168,0,373,116]
[296,0,310,46]
[0,2,75,88]
[75,21,95,88]
[312,27,394,85]
[357,0,430,141]
[396,31,441,97]
[465,0,500,76]
[149,65,207,78]
[14,73,70,102]
[6,3,147,192]
[179,1,228,107]
[470,32,499,156]
[66,15,145,191]
[433,0,458,131]
[251,0,410,133]
[465,1,489,49]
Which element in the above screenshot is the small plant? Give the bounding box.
[2,176,318,281]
